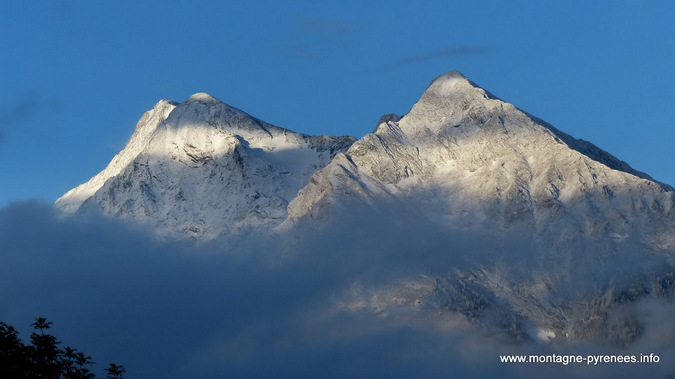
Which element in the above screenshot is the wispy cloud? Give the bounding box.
[297,17,355,36]
[0,90,43,125]
[284,17,356,60]
[384,45,490,70]
[0,91,44,148]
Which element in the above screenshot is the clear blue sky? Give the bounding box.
[1,1,674,206]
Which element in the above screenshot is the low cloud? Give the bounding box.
[1,201,674,378]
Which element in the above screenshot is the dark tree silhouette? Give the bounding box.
[0,317,124,379]
[105,363,125,379]
[1,321,31,378]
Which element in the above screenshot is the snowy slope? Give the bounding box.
[57,71,675,245]
[284,71,675,248]
[278,71,675,345]
[56,99,178,213]
[56,93,355,239]
[55,71,675,345]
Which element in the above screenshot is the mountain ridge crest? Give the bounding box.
[57,71,674,241]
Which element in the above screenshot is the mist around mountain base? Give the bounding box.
[2,200,674,378]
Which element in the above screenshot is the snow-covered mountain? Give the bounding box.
[59,72,674,243]
[284,71,675,248]
[56,93,355,238]
[277,71,675,345]
[56,71,675,346]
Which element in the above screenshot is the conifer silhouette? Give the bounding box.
[0,317,123,379]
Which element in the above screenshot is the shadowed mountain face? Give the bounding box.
[55,71,675,346]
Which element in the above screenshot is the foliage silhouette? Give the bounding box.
[105,363,125,379]
[0,317,124,379]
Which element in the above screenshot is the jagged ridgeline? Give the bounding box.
[57,71,675,245]
[55,71,675,345]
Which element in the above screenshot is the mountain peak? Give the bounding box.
[397,71,503,136]
[421,70,497,101]
[425,70,468,94]
[154,99,179,109]
[186,92,220,104]
[429,69,466,85]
